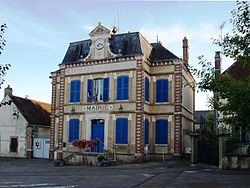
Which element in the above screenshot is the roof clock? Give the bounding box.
[83,22,117,60]
[95,38,105,50]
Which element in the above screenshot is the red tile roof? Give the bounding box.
[223,60,250,80]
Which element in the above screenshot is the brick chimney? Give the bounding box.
[4,85,13,97]
[214,51,221,130]
[182,37,189,65]
[214,51,221,75]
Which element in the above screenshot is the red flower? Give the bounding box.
[72,138,100,150]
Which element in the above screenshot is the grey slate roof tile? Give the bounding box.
[61,32,179,65]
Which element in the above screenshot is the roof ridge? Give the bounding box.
[31,99,50,105]
[70,39,91,45]
[69,32,140,45]
[138,32,153,47]
[10,95,50,104]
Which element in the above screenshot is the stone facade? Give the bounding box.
[50,23,195,161]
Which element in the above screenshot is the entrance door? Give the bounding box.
[33,138,50,158]
[91,119,104,152]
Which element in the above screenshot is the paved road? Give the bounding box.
[0,158,250,188]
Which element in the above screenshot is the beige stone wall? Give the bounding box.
[182,117,192,154]
[61,113,137,154]
[181,65,195,155]
[51,57,195,159]
[63,70,137,105]
[144,115,174,154]
[150,64,175,74]
[35,127,50,138]
[142,62,177,155]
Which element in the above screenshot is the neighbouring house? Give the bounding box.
[50,23,195,162]
[194,110,213,132]
[219,59,250,140]
[0,85,51,158]
[218,59,250,169]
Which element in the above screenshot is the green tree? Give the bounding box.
[206,111,214,130]
[215,1,250,65]
[192,1,250,131]
[0,23,11,89]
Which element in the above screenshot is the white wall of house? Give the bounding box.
[0,95,28,157]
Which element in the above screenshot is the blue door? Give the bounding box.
[91,119,104,152]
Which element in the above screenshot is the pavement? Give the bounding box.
[0,157,250,188]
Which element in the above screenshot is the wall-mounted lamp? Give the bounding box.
[71,107,75,113]
[12,111,19,119]
[119,104,123,111]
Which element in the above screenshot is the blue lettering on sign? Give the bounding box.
[83,105,113,111]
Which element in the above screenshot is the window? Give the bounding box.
[145,77,149,102]
[103,78,110,102]
[10,137,18,152]
[94,79,103,102]
[117,76,129,100]
[87,79,93,102]
[116,118,128,144]
[70,80,81,103]
[156,79,168,102]
[144,119,149,145]
[155,120,168,144]
[87,78,109,102]
[69,119,80,142]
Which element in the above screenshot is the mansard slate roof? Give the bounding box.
[61,32,180,64]
[150,43,179,62]
[9,95,51,126]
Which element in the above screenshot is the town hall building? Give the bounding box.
[50,23,195,161]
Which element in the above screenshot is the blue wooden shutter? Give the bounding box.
[70,81,75,102]
[123,118,128,144]
[145,77,149,102]
[156,120,168,144]
[144,119,149,145]
[162,80,168,102]
[87,79,93,102]
[116,118,122,143]
[103,77,109,102]
[116,118,128,144]
[75,80,80,102]
[70,80,80,103]
[123,76,129,100]
[117,76,122,100]
[117,76,129,100]
[156,80,161,102]
[69,119,79,142]
[156,79,168,102]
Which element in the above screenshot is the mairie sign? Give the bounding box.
[83,105,113,111]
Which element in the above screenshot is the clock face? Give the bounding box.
[95,38,105,50]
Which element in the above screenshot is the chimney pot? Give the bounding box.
[182,37,189,65]
[215,51,221,73]
[4,85,13,97]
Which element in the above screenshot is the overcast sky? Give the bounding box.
[0,0,236,110]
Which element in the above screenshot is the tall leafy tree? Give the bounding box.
[0,23,11,89]
[217,1,250,65]
[192,1,250,131]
